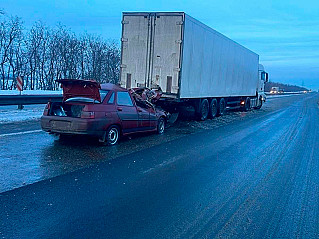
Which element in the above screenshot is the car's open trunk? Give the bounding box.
[49,102,85,118]
[57,79,101,102]
[49,79,102,118]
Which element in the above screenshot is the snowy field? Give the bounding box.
[0,104,46,124]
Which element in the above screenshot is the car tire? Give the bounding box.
[209,98,218,118]
[100,125,120,145]
[218,98,226,116]
[157,117,165,134]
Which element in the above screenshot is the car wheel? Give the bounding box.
[218,98,226,116]
[100,126,120,145]
[157,117,165,134]
[209,98,218,118]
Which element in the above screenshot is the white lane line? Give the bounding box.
[0,129,43,137]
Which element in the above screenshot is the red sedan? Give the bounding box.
[41,79,167,145]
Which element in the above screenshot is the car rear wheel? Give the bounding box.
[157,118,165,134]
[100,126,120,145]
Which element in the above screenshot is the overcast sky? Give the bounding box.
[2,0,319,89]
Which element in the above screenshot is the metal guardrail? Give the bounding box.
[0,91,312,106]
[265,91,305,96]
[0,95,63,106]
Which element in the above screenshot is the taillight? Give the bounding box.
[81,111,95,119]
[43,102,51,116]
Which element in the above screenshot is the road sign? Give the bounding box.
[17,76,23,91]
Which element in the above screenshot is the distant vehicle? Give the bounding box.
[270,87,280,94]
[120,12,269,120]
[41,79,167,145]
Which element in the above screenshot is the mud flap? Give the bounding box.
[167,112,179,124]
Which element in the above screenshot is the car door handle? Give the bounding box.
[117,107,123,111]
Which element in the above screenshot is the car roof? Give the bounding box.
[101,83,127,92]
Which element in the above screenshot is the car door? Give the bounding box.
[148,107,157,129]
[116,91,138,133]
[136,102,150,130]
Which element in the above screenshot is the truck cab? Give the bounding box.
[258,64,268,103]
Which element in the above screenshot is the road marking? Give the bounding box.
[0,129,42,137]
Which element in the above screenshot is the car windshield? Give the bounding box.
[65,90,109,103]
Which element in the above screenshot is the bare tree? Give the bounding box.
[0,10,121,90]
[0,14,23,89]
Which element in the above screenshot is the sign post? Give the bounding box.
[17,76,24,110]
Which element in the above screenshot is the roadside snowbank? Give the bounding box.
[0,90,61,124]
[0,104,45,124]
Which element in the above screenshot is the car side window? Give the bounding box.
[108,92,115,104]
[99,90,109,102]
[117,92,134,107]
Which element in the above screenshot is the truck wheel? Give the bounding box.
[198,99,209,121]
[255,99,262,109]
[100,125,120,145]
[209,99,218,118]
[218,98,226,116]
[244,97,251,111]
[157,117,165,134]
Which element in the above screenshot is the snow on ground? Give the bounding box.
[0,90,61,124]
[0,90,62,95]
[0,104,45,124]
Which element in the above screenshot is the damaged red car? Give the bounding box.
[41,79,167,145]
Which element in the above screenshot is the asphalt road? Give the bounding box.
[0,93,319,238]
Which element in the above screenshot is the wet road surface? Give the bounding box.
[0,93,319,238]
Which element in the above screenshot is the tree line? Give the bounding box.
[0,11,120,90]
[265,82,308,92]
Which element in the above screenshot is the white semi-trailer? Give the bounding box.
[120,12,268,120]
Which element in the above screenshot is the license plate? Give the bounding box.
[51,121,71,130]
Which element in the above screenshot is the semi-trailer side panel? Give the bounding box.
[180,14,259,98]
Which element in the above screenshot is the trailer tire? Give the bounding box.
[209,99,218,118]
[197,99,209,121]
[218,98,226,116]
